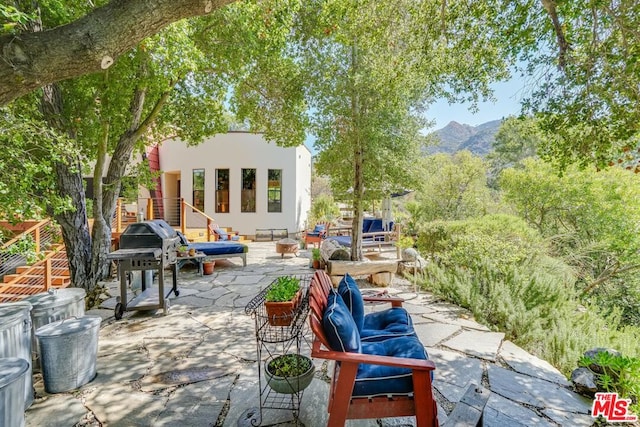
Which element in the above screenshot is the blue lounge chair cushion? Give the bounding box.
[323,290,361,352]
[337,273,365,332]
[354,336,429,397]
[177,231,247,255]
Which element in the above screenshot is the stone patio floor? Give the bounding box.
[23,242,596,426]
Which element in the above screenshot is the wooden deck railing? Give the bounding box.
[113,198,218,242]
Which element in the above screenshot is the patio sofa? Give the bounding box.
[177,232,247,266]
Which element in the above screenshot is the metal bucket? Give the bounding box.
[0,303,33,409]
[24,288,86,369]
[0,357,29,427]
[35,315,101,393]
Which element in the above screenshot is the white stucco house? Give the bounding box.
[156,132,312,237]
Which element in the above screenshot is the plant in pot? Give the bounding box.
[311,248,322,269]
[264,276,301,326]
[265,353,315,394]
[177,245,188,257]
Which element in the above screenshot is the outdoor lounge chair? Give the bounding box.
[303,221,331,248]
[308,270,439,426]
[177,232,247,266]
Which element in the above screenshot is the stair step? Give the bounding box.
[16,266,70,275]
[3,275,71,286]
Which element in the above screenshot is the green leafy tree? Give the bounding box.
[414,151,496,223]
[299,0,512,260]
[2,1,306,291]
[488,115,545,177]
[499,0,640,169]
[500,158,640,296]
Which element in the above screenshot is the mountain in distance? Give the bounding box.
[427,119,502,156]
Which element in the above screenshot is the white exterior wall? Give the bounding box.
[158,132,312,237]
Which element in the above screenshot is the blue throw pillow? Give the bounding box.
[313,224,326,233]
[323,290,361,352]
[338,273,364,332]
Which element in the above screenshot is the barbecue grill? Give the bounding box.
[107,219,180,319]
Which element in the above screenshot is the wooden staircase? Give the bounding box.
[0,220,72,303]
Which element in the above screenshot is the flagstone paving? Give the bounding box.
[22,242,597,426]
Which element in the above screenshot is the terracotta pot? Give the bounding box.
[265,290,302,326]
[203,261,215,275]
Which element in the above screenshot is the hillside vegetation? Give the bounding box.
[403,148,640,390]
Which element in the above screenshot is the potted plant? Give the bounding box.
[265,353,315,394]
[311,248,322,269]
[177,245,188,257]
[264,276,301,326]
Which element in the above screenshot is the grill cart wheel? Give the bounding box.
[114,302,124,320]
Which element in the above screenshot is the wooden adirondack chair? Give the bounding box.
[303,221,331,248]
[308,270,439,427]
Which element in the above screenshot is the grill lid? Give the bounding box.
[121,220,176,239]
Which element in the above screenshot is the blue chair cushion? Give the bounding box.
[361,308,415,342]
[323,291,361,352]
[214,228,229,241]
[353,336,430,397]
[337,273,364,332]
[313,224,326,233]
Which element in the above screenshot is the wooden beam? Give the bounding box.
[327,260,398,276]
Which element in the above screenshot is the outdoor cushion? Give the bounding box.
[337,273,364,332]
[314,224,326,233]
[323,290,361,352]
[354,335,429,397]
[361,308,415,342]
[337,272,414,341]
[214,227,229,241]
[177,231,247,255]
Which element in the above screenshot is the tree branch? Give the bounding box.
[540,0,570,69]
[0,0,236,105]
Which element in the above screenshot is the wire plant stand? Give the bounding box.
[244,275,312,426]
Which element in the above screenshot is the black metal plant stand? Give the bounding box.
[244,275,312,426]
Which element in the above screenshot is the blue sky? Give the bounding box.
[426,77,528,130]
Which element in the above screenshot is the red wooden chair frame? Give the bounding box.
[308,270,439,427]
[303,221,331,248]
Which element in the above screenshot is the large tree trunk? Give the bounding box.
[0,0,236,105]
[349,43,364,261]
[54,162,97,290]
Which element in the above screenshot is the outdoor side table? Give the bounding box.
[176,252,207,276]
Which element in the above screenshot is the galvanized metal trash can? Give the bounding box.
[0,357,29,427]
[0,302,33,409]
[24,288,86,369]
[35,315,101,393]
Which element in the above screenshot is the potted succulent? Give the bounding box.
[264,276,302,326]
[311,248,322,269]
[265,353,315,394]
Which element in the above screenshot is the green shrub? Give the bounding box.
[417,214,545,274]
[422,257,640,376]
